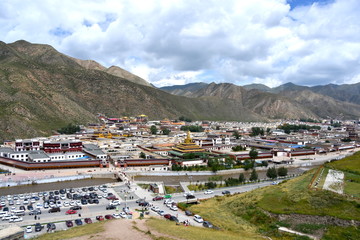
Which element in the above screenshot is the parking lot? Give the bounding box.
[1,179,275,238]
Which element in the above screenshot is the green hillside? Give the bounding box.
[186,154,360,239]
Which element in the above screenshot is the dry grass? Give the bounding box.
[33,221,106,240]
[146,218,261,240]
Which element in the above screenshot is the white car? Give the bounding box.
[23,199,29,205]
[25,226,32,233]
[70,201,77,206]
[157,210,165,216]
[110,200,121,206]
[204,190,214,195]
[170,206,178,211]
[151,206,160,212]
[63,202,70,207]
[193,215,203,223]
[112,213,121,219]
[2,214,12,221]
[9,216,23,223]
[119,212,127,218]
[36,203,43,209]
[0,202,5,207]
[60,195,66,200]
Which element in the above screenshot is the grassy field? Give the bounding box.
[186,167,360,239]
[33,220,106,240]
[343,172,360,198]
[327,151,360,174]
[322,226,360,240]
[164,186,183,194]
[146,218,261,240]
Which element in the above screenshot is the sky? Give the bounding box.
[1,0,359,88]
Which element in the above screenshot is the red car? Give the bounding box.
[96,215,104,221]
[105,214,114,220]
[152,196,164,201]
[164,214,171,219]
[106,196,119,200]
[84,218,92,224]
[65,209,77,215]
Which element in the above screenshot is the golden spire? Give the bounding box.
[184,130,192,144]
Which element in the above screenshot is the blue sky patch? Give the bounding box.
[49,27,72,37]
[287,0,334,9]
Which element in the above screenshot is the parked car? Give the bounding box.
[204,190,214,194]
[203,221,213,228]
[84,218,92,224]
[105,214,114,220]
[25,226,32,233]
[106,205,116,210]
[48,207,60,213]
[170,206,178,211]
[70,206,82,210]
[35,223,43,232]
[112,213,121,219]
[156,210,164,216]
[66,220,73,227]
[110,200,121,206]
[164,214,172,219]
[169,216,179,222]
[164,194,172,199]
[29,210,41,215]
[185,210,193,216]
[194,215,204,223]
[222,190,231,195]
[75,219,83,226]
[119,212,127,218]
[186,195,196,199]
[152,196,164,201]
[65,209,77,215]
[139,201,149,207]
[46,223,56,230]
[96,215,104,221]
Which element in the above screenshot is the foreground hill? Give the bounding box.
[187,154,360,239]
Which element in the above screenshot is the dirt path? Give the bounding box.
[67,218,179,240]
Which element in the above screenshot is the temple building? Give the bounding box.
[169,131,206,157]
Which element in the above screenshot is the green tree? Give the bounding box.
[249,169,258,181]
[277,167,288,177]
[162,128,171,135]
[150,125,158,135]
[266,128,271,135]
[239,173,245,183]
[180,125,203,132]
[249,148,258,160]
[225,157,233,168]
[232,145,244,152]
[266,167,278,179]
[233,130,241,139]
[58,123,80,134]
[139,152,146,159]
[250,127,264,136]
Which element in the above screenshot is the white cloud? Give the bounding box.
[1,0,360,88]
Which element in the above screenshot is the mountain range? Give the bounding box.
[0,40,359,140]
